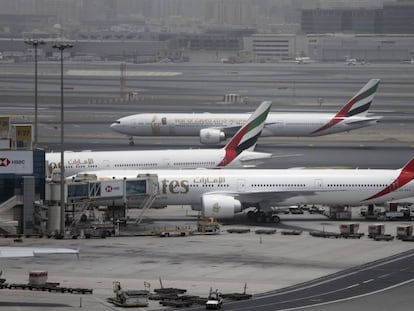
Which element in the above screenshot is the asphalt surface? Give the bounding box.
[2,60,413,169]
[1,61,414,310]
[1,209,414,311]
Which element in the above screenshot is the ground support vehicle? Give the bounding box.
[281,230,303,235]
[108,281,149,307]
[373,234,395,241]
[309,231,341,238]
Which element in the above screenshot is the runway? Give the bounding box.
[185,249,414,311]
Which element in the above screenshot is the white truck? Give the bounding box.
[206,290,223,310]
[377,206,414,221]
[206,297,222,310]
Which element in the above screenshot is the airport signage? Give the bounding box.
[100,180,123,197]
[0,151,33,174]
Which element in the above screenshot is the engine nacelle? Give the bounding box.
[202,195,242,218]
[200,128,226,145]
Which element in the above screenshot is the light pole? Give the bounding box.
[24,39,45,148]
[52,42,73,235]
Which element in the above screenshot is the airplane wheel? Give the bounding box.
[129,141,135,146]
[272,215,280,223]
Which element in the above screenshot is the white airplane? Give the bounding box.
[0,247,79,258]
[346,57,358,66]
[111,79,382,145]
[345,57,368,66]
[403,59,414,65]
[74,156,414,223]
[295,56,315,64]
[46,101,273,177]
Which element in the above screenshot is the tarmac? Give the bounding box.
[0,206,414,310]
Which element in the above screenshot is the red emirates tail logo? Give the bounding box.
[0,158,11,167]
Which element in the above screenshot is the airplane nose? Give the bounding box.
[110,121,121,131]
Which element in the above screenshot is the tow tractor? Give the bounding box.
[206,288,223,310]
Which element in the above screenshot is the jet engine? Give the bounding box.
[199,128,226,145]
[202,195,242,218]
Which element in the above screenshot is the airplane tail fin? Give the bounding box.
[217,101,271,167]
[338,79,380,118]
[364,156,414,201]
[312,79,380,134]
[401,157,414,175]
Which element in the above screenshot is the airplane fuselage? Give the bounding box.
[47,101,273,176]
[111,112,380,138]
[83,168,414,209]
[46,149,270,177]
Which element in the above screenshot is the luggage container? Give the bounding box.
[29,270,48,285]
[396,225,413,239]
[368,224,385,238]
[339,223,359,235]
[339,223,364,238]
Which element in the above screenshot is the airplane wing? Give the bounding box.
[0,247,79,258]
[235,151,273,168]
[236,191,318,204]
[344,116,382,125]
[204,188,344,206]
[236,151,272,161]
[236,152,303,167]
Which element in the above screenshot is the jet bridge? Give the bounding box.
[44,173,159,234]
[67,173,159,203]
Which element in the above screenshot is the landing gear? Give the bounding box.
[128,136,135,146]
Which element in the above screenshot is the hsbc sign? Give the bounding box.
[0,151,33,174]
[0,158,11,167]
[100,181,123,197]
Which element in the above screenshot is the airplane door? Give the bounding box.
[388,178,399,200]
[314,179,323,189]
[164,117,175,135]
[389,178,399,191]
[163,158,171,167]
[151,115,161,135]
[103,160,111,169]
[238,179,246,192]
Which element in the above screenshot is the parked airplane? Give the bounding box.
[111,79,382,145]
[46,101,273,177]
[0,247,79,258]
[74,156,414,223]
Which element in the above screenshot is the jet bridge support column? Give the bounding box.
[133,174,159,225]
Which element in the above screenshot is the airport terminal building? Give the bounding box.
[307,34,414,62]
[0,120,46,235]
